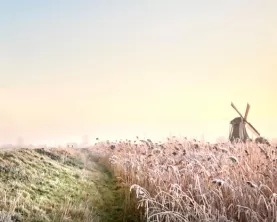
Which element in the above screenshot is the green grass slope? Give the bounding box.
[0,148,124,222]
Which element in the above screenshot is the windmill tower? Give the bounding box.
[229,102,260,142]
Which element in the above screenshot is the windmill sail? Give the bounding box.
[230,102,260,143]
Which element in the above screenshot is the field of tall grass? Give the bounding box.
[0,137,276,222]
[95,137,277,222]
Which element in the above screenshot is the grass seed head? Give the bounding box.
[229,156,238,163]
[246,181,258,188]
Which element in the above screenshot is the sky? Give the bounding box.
[0,0,276,145]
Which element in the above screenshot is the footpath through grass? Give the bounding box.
[0,148,126,222]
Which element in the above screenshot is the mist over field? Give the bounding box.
[0,0,277,146]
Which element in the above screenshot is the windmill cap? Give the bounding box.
[230,117,243,124]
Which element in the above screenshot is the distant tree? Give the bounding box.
[255,137,270,146]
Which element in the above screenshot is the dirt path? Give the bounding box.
[87,160,125,221]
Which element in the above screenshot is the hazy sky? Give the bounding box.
[0,1,276,145]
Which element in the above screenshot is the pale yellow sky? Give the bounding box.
[0,1,276,145]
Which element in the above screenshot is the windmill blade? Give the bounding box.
[231,102,244,119]
[244,103,250,121]
[245,121,260,136]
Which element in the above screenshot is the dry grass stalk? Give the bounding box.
[95,137,277,222]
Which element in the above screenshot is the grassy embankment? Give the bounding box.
[0,147,127,222]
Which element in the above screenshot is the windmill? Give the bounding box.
[229,102,260,143]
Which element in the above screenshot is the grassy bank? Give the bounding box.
[0,148,125,222]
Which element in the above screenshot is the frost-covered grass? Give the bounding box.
[0,147,124,222]
[96,137,277,222]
